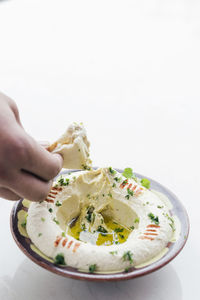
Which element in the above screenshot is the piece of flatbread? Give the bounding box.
[47,123,92,170]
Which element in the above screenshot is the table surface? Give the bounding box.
[0,0,199,299]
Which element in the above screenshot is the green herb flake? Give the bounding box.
[81,223,86,231]
[38,233,42,237]
[21,220,26,228]
[122,168,133,178]
[97,225,108,233]
[134,218,140,223]
[58,177,70,186]
[114,228,124,233]
[164,213,175,232]
[108,192,112,198]
[53,217,59,225]
[108,167,116,175]
[112,183,116,188]
[89,264,97,273]
[61,232,66,237]
[114,177,121,182]
[125,267,131,273]
[55,201,62,207]
[82,164,91,170]
[41,217,45,222]
[85,206,95,223]
[127,188,134,196]
[119,234,125,239]
[49,208,53,213]
[110,251,118,255]
[140,178,150,189]
[122,251,133,264]
[148,213,159,225]
[157,205,164,209]
[130,226,135,230]
[54,253,66,265]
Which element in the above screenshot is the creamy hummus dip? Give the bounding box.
[26,167,176,273]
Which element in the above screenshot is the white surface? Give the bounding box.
[0,0,199,299]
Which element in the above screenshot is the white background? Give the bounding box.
[0,0,199,299]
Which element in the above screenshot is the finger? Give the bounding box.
[21,135,63,181]
[7,170,53,202]
[0,187,21,201]
[38,141,50,149]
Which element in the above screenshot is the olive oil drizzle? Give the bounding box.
[67,216,132,246]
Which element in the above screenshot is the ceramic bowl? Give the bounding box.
[10,169,189,281]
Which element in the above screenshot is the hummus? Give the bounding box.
[47,123,92,170]
[26,167,176,273]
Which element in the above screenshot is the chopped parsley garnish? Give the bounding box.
[85,206,95,223]
[125,267,131,273]
[41,217,45,222]
[122,168,136,180]
[108,192,112,198]
[102,193,105,197]
[140,178,150,189]
[55,201,62,207]
[49,208,53,213]
[53,217,59,225]
[126,188,134,198]
[97,226,108,233]
[54,253,66,265]
[121,179,128,188]
[127,188,134,196]
[148,213,159,225]
[21,220,26,228]
[130,226,135,230]
[61,232,66,237]
[122,251,133,264]
[114,177,121,182]
[89,264,97,273]
[86,194,90,198]
[58,177,70,186]
[108,167,116,175]
[65,178,70,185]
[110,251,118,255]
[119,234,125,239]
[114,227,124,233]
[81,223,86,231]
[157,205,164,209]
[82,164,91,170]
[38,233,42,237]
[134,218,140,223]
[112,183,116,188]
[164,213,175,232]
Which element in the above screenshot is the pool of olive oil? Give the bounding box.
[67,216,132,246]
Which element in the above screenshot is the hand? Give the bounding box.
[0,92,63,201]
